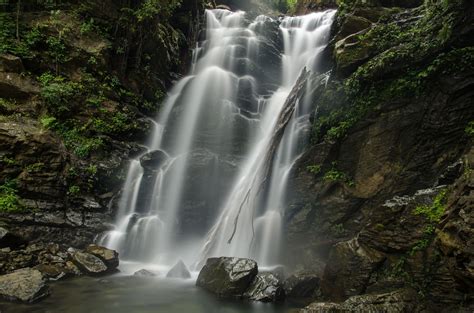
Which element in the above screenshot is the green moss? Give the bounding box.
[323,163,355,187]
[67,185,80,195]
[0,180,23,212]
[39,73,82,115]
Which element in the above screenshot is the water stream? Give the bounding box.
[99,8,335,273]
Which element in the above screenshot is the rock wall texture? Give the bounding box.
[285,0,473,311]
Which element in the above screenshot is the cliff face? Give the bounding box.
[286,0,473,310]
[0,0,205,249]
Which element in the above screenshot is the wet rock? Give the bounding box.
[284,270,320,300]
[0,268,49,303]
[301,289,418,312]
[34,264,68,281]
[71,251,108,275]
[244,273,284,302]
[321,238,385,300]
[134,269,156,277]
[0,227,27,249]
[166,260,191,279]
[139,150,168,171]
[334,29,372,76]
[334,14,372,42]
[196,257,258,297]
[85,244,119,270]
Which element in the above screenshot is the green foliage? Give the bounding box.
[67,185,80,195]
[465,121,474,137]
[307,164,322,174]
[39,73,81,115]
[323,163,355,187]
[134,0,182,22]
[1,156,17,166]
[413,189,447,223]
[0,180,23,212]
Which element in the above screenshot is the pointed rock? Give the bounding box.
[166,260,191,279]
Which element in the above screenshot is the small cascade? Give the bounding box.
[99,8,336,273]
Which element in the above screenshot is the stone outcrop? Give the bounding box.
[196,257,258,297]
[284,270,321,301]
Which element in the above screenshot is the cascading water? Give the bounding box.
[99,8,335,272]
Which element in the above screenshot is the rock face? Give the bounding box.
[0,268,49,302]
[284,270,320,300]
[301,289,418,313]
[244,273,284,302]
[166,260,191,279]
[196,257,258,297]
[71,251,108,275]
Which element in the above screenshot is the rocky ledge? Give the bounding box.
[0,230,119,303]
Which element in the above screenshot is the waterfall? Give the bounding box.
[99,9,335,271]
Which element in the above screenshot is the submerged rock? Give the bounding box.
[72,251,108,275]
[85,244,119,271]
[244,273,284,302]
[196,257,258,297]
[166,260,191,279]
[0,268,49,302]
[133,269,156,277]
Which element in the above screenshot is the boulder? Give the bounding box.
[85,244,119,270]
[244,273,284,302]
[166,260,191,279]
[196,257,258,297]
[71,251,108,275]
[0,268,49,302]
[34,264,68,280]
[139,150,168,171]
[0,227,27,249]
[301,289,418,312]
[334,14,372,42]
[284,270,320,300]
[133,269,157,277]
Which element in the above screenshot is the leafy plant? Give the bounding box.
[0,180,23,212]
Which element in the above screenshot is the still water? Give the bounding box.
[0,263,300,313]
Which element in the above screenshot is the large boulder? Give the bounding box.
[284,270,320,300]
[85,244,119,270]
[0,268,49,302]
[196,257,258,297]
[166,260,191,279]
[244,273,284,302]
[71,251,108,275]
